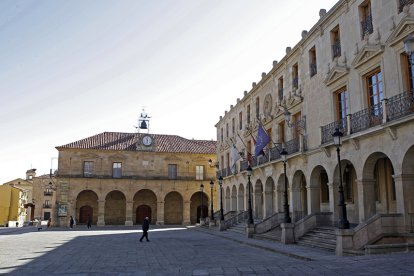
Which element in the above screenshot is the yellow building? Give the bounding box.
[0,185,27,227]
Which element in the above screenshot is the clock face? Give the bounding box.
[142,135,153,146]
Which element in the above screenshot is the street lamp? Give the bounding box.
[218,176,224,221]
[280,148,291,223]
[210,180,214,220]
[332,128,350,229]
[247,165,253,225]
[200,183,204,223]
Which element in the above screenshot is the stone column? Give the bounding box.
[393,174,414,231]
[183,201,191,225]
[291,187,301,222]
[356,179,376,222]
[307,185,320,214]
[125,201,133,226]
[97,200,105,226]
[156,201,164,225]
[336,228,354,256]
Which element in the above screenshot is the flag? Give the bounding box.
[255,123,270,156]
[230,144,241,174]
[246,151,253,166]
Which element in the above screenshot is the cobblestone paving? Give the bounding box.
[0,226,413,275]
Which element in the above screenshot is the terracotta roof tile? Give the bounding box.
[56,132,216,154]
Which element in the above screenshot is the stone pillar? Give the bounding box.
[97,200,105,226]
[336,228,354,256]
[125,201,133,226]
[328,182,339,225]
[281,223,295,244]
[393,174,414,231]
[246,223,255,238]
[183,201,191,225]
[356,179,376,222]
[156,201,165,225]
[307,185,320,214]
[291,187,301,222]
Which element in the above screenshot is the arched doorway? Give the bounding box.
[76,190,98,225]
[136,205,151,224]
[225,187,231,212]
[190,191,208,224]
[238,184,245,212]
[104,190,126,225]
[164,192,183,225]
[264,177,275,218]
[133,189,157,224]
[292,171,307,221]
[79,205,93,224]
[254,180,263,219]
[401,145,414,231]
[231,185,237,211]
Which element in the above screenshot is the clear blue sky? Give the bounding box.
[0,0,337,182]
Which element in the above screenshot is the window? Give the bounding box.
[366,68,383,112]
[278,121,286,143]
[226,123,229,138]
[83,161,94,177]
[335,87,349,127]
[401,53,414,91]
[232,118,235,135]
[331,26,341,59]
[239,112,243,130]
[359,0,373,39]
[196,165,204,180]
[168,164,177,179]
[255,97,260,119]
[112,162,122,178]
[309,46,317,77]
[292,64,298,90]
[278,77,284,101]
[44,200,50,208]
[247,105,251,124]
[44,212,51,220]
[221,128,224,142]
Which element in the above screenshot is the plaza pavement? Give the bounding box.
[0,225,413,275]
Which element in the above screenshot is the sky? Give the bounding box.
[0,0,338,183]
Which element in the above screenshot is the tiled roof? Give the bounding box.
[56,132,216,154]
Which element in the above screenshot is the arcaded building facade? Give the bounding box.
[54,132,217,227]
[216,0,414,252]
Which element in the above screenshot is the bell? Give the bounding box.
[140,120,148,129]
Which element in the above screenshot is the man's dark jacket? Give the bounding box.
[142,219,149,231]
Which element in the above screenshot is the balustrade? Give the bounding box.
[321,119,347,144]
[387,90,414,121]
[361,14,373,38]
[351,102,382,133]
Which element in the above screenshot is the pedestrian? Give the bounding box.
[139,217,150,242]
[47,218,51,228]
[69,216,74,229]
[87,215,92,229]
[36,218,42,231]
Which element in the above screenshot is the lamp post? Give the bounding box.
[247,165,253,225]
[210,180,214,220]
[200,183,204,223]
[218,176,224,221]
[332,128,350,229]
[280,149,291,223]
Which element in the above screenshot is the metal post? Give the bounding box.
[336,147,350,229]
[283,160,291,223]
[247,175,253,224]
[219,176,224,221]
[210,181,214,220]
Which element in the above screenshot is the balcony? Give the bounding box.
[399,0,414,13]
[320,90,414,144]
[361,14,373,39]
[43,204,52,209]
[44,191,53,196]
[332,40,341,58]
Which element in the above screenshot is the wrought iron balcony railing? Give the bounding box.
[44,191,53,196]
[399,0,414,13]
[321,119,347,144]
[351,102,382,134]
[332,40,341,58]
[43,204,52,209]
[387,90,414,121]
[285,137,300,155]
[361,14,373,39]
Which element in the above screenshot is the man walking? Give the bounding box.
[87,215,92,229]
[139,217,150,242]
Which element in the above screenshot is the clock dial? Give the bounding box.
[142,135,152,146]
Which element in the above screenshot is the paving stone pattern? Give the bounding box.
[0,226,413,275]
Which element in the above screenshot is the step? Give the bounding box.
[299,236,336,246]
[297,239,336,251]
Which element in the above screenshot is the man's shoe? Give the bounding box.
[147,240,150,242]
[139,240,142,242]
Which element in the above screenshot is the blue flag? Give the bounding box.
[255,124,270,156]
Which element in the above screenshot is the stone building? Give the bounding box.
[0,184,28,227]
[54,132,217,227]
[215,0,414,254]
